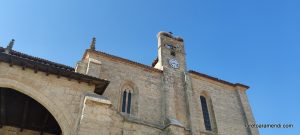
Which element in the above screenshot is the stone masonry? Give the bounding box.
[0,32,259,135]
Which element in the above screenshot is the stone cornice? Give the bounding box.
[189,70,250,90]
[82,49,163,73]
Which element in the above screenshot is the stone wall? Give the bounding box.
[0,43,258,135]
[0,62,95,135]
[81,52,164,126]
[77,50,259,135]
[77,93,163,135]
[0,61,166,135]
[189,73,258,135]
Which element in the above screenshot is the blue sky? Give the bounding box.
[1,0,299,134]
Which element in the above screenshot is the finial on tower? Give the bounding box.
[90,37,96,50]
[5,39,15,54]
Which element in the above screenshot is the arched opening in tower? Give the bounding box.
[0,87,62,135]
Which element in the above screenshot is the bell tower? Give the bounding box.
[154,32,186,71]
[154,32,190,134]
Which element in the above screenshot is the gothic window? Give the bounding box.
[200,96,212,131]
[121,89,132,114]
[122,91,127,112]
[127,92,131,114]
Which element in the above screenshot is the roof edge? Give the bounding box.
[0,47,110,94]
[188,70,250,89]
[83,49,163,73]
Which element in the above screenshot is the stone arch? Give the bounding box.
[118,80,139,116]
[200,91,214,111]
[0,78,72,135]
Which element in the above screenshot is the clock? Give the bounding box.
[169,58,180,69]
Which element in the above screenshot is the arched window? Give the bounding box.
[200,96,212,131]
[121,91,127,113]
[127,92,131,114]
[121,89,132,114]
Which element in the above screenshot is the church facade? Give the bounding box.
[0,32,259,135]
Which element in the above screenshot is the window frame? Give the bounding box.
[120,89,132,114]
[200,95,212,131]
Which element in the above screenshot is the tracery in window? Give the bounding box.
[121,89,132,114]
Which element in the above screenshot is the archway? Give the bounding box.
[0,87,62,135]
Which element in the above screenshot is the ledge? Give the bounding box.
[84,92,111,105]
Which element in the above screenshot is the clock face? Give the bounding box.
[169,58,180,69]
